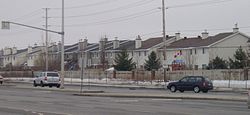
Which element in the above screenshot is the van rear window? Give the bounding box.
[47,73,59,77]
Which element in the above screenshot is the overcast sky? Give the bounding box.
[0,0,250,49]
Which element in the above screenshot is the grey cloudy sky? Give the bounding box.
[0,0,250,49]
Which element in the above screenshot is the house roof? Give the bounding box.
[114,36,174,50]
[138,36,174,49]
[115,40,135,50]
[165,32,235,49]
[17,48,27,54]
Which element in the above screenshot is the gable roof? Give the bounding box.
[114,36,174,51]
[138,36,174,49]
[165,32,235,49]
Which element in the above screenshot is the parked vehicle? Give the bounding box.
[167,76,213,93]
[0,75,4,84]
[33,71,61,88]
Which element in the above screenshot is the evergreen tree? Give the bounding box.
[229,47,249,69]
[208,56,228,69]
[144,51,161,71]
[113,50,136,71]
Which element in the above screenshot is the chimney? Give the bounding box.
[27,46,32,53]
[233,23,239,33]
[78,39,84,51]
[12,47,17,54]
[57,41,61,52]
[113,37,119,49]
[99,37,107,51]
[3,47,11,55]
[83,39,88,49]
[201,30,209,39]
[135,35,142,49]
[52,42,57,52]
[175,32,181,41]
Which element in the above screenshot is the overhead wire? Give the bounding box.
[50,0,119,10]
[167,0,233,9]
[52,8,160,27]
[9,9,43,21]
[50,0,155,18]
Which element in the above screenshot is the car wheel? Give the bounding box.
[41,81,44,87]
[193,86,200,93]
[0,81,2,84]
[49,85,52,88]
[202,90,208,93]
[179,90,184,93]
[33,81,37,87]
[56,84,60,88]
[170,85,177,92]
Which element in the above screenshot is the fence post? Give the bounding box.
[113,70,116,79]
[248,90,250,109]
[151,70,155,84]
[132,70,135,80]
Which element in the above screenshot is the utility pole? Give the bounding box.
[60,0,65,89]
[162,0,167,82]
[44,8,49,71]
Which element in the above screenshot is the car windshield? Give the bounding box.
[47,73,59,77]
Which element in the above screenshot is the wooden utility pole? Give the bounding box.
[162,0,167,82]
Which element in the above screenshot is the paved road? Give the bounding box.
[0,84,249,115]
[7,82,247,96]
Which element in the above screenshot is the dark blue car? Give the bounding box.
[167,76,213,93]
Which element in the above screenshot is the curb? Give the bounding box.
[73,93,247,102]
[13,85,104,93]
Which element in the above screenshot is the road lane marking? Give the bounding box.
[33,91,52,93]
[114,100,139,103]
[151,99,182,101]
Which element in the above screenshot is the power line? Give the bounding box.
[51,8,159,27]
[167,26,250,33]
[167,0,233,9]
[50,0,155,19]
[9,9,43,21]
[51,0,118,10]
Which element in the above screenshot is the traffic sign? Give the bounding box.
[1,21,10,29]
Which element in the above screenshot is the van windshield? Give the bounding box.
[47,73,59,77]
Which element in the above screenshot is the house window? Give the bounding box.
[194,49,197,55]
[105,53,108,57]
[202,48,205,54]
[131,52,133,56]
[190,49,192,55]
[13,56,15,60]
[8,57,9,61]
[202,64,207,69]
[139,52,141,56]
[144,51,146,56]
[96,53,98,57]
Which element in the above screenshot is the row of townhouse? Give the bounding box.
[1,26,249,70]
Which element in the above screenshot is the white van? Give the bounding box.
[33,71,61,88]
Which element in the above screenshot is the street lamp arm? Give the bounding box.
[8,21,62,35]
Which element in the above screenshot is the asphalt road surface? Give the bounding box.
[7,82,247,96]
[0,84,249,115]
